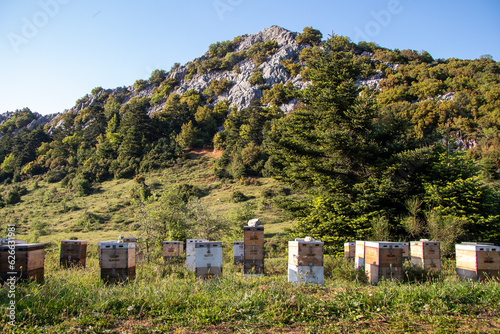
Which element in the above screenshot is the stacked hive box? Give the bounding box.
[195,241,223,279]
[410,240,441,271]
[0,243,45,283]
[163,241,183,263]
[60,240,87,267]
[399,242,410,262]
[456,243,500,281]
[99,242,136,283]
[364,242,403,283]
[233,241,244,265]
[288,237,324,285]
[243,222,264,276]
[121,237,142,263]
[344,242,355,260]
[355,241,366,269]
[186,239,207,271]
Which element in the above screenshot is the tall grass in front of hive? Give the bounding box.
[1,251,500,333]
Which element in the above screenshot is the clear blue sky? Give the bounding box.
[1,0,499,115]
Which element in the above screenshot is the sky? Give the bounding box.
[1,0,499,116]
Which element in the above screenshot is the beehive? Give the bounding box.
[243,225,264,276]
[99,242,135,283]
[456,243,500,281]
[288,238,324,285]
[0,239,26,245]
[398,242,410,262]
[355,241,366,269]
[0,243,45,283]
[163,241,183,263]
[364,242,403,283]
[344,242,355,260]
[410,240,441,271]
[60,240,87,267]
[194,242,223,279]
[233,241,244,265]
[186,239,207,271]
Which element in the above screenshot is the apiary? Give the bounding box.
[288,237,324,285]
[99,242,135,283]
[233,241,244,264]
[194,241,223,279]
[364,242,403,283]
[410,240,441,271]
[0,243,45,283]
[60,240,87,267]
[355,241,366,269]
[344,242,355,260]
[456,243,500,281]
[186,239,207,271]
[243,222,264,276]
[163,241,183,263]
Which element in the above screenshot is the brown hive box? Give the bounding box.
[243,226,264,246]
[243,259,264,275]
[163,241,183,262]
[456,243,500,281]
[364,242,403,283]
[99,242,136,283]
[410,241,441,271]
[288,239,324,267]
[344,242,355,259]
[0,243,45,283]
[60,240,87,267]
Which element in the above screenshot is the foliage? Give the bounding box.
[261,82,295,106]
[295,26,323,46]
[248,69,264,85]
[202,78,233,97]
[280,58,302,77]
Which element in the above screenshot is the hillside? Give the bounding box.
[1,25,499,252]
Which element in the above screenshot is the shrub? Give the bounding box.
[247,41,278,66]
[149,69,167,86]
[296,26,323,46]
[134,79,147,92]
[230,190,247,203]
[203,78,233,97]
[248,70,264,85]
[71,174,92,196]
[280,59,302,77]
[261,82,295,106]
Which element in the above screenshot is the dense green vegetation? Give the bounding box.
[1,26,499,254]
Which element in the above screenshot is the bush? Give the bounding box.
[134,79,147,92]
[149,69,167,86]
[248,70,264,85]
[280,59,302,77]
[230,190,247,203]
[71,174,92,196]
[203,78,233,97]
[296,27,323,46]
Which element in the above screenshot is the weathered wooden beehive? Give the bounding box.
[344,242,355,260]
[243,221,264,276]
[186,239,207,271]
[163,241,183,263]
[410,240,441,271]
[364,242,403,283]
[0,243,45,283]
[195,241,223,279]
[398,242,410,262]
[0,238,26,245]
[60,240,87,267]
[233,241,244,265]
[288,237,324,285]
[456,243,500,281]
[98,242,135,283]
[355,241,366,269]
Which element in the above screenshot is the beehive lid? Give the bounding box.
[163,241,183,244]
[195,241,222,248]
[61,240,87,244]
[365,241,403,248]
[456,243,499,252]
[344,242,355,246]
[233,241,244,245]
[98,241,135,248]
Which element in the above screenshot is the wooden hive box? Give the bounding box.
[355,241,366,269]
[99,242,135,283]
[456,243,500,281]
[186,239,207,271]
[364,242,403,283]
[344,242,355,260]
[163,241,183,262]
[0,243,45,283]
[398,242,410,261]
[60,240,87,267]
[233,241,244,265]
[194,242,223,279]
[243,226,264,246]
[410,241,441,271]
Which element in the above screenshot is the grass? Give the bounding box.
[1,254,499,333]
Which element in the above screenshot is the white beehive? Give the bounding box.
[194,241,223,279]
[186,239,207,271]
[288,237,324,285]
[233,241,244,264]
[344,242,355,260]
[355,241,366,269]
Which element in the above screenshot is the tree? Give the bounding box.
[296,27,323,46]
[175,121,200,149]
